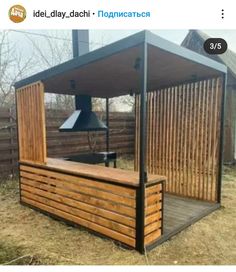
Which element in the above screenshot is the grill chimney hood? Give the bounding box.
[59,30,107,132]
[59,95,107,132]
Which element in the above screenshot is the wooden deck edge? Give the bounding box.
[145,203,220,251]
[20,200,135,251]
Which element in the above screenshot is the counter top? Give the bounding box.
[20,158,166,188]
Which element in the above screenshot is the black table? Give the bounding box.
[64,152,117,168]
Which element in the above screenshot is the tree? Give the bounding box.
[24,30,75,111]
[0,30,35,107]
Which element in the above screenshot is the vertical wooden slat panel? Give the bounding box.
[198,81,204,199]
[148,93,151,173]
[165,88,170,191]
[168,87,173,192]
[134,95,140,171]
[180,84,185,195]
[167,88,172,191]
[176,85,181,195]
[157,90,161,174]
[151,92,155,174]
[153,91,157,174]
[29,86,34,160]
[135,77,223,202]
[148,92,152,173]
[194,81,200,198]
[206,79,212,201]
[159,90,164,175]
[188,83,194,197]
[183,84,188,196]
[202,80,208,200]
[211,78,218,201]
[16,82,46,164]
[172,86,177,194]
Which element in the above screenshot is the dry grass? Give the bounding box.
[0,160,235,265]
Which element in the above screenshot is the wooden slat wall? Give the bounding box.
[144,182,163,246]
[19,164,136,247]
[16,82,47,164]
[135,77,223,202]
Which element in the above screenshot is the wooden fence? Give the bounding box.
[0,107,135,177]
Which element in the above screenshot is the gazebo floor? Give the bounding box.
[147,193,220,250]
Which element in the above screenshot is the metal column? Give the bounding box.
[105,98,110,167]
[136,41,148,253]
[217,73,227,203]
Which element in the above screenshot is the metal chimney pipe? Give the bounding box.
[72,30,89,58]
[72,30,90,110]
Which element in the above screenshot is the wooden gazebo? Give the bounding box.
[15,30,227,253]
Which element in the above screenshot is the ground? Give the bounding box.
[0,160,236,265]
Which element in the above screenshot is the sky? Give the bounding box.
[9,29,236,65]
[91,30,236,49]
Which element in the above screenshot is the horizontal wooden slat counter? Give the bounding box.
[19,158,166,249]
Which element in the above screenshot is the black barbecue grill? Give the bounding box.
[64,151,117,168]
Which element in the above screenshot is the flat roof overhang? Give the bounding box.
[15,30,227,98]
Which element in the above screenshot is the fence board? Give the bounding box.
[0,106,135,177]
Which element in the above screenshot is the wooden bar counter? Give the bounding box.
[19,158,166,249]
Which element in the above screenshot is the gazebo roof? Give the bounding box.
[15,30,227,98]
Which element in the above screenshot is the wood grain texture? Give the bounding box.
[19,163,165,249]
[16,82,46,163]
[135,77,223,202]
[20,158,166,188]
[163,193,216,234]
[144,182,163,246]
[19,164,137,247]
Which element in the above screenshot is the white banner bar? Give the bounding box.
[0,0,235,29]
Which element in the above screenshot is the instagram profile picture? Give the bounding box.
[9,5,26,23]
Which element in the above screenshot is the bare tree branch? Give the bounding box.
[0,30,36,107]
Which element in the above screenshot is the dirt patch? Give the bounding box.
[0,161,235,265]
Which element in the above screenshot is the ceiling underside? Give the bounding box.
[15,31,226,98]
[42,45,223,98]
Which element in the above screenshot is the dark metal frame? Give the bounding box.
[217,73,227,203]
[105,98,110,167]
[160,182,165,235]
[135,40,148,253]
